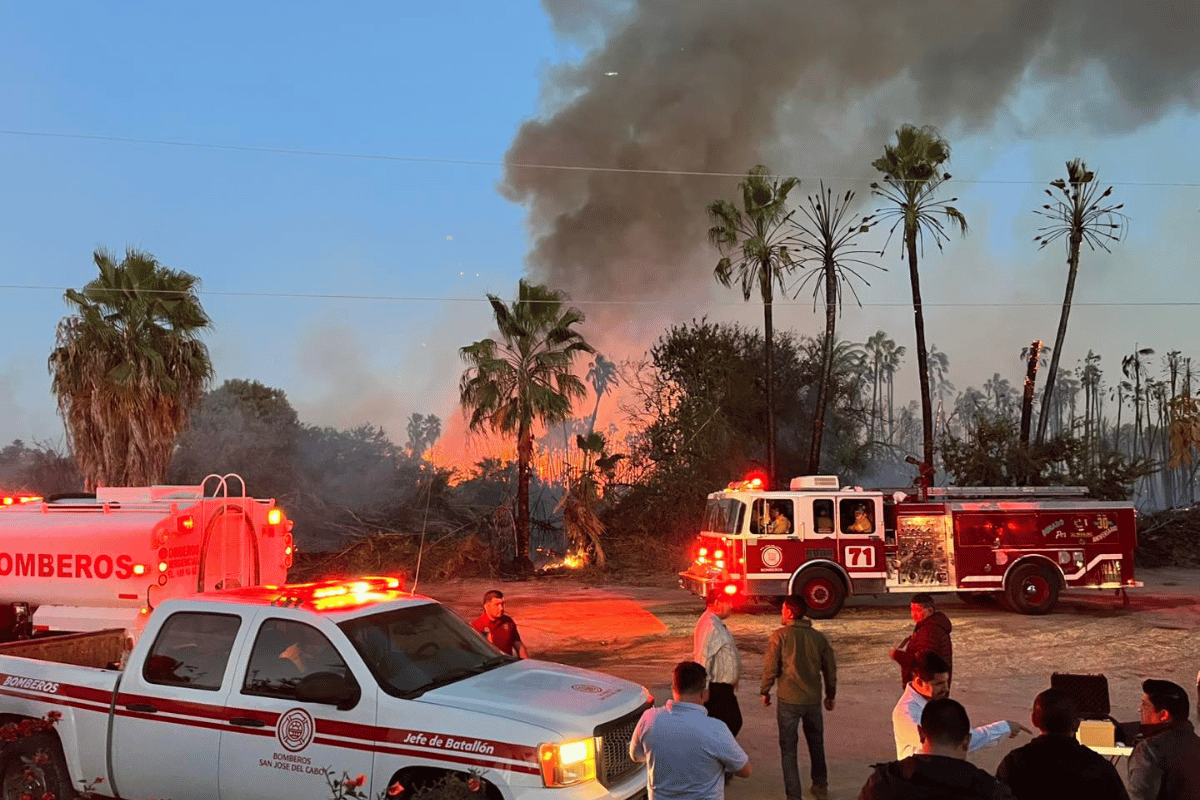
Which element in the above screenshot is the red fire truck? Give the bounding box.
[679,475,1140,618]
[0,474,293,640]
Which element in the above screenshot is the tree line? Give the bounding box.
[9,121,1192,572]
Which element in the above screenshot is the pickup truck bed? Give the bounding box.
[0,629,124,670]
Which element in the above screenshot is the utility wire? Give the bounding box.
[2,283,1197,308]
[4,128,1200,188]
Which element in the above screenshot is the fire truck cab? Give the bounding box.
[680,475,1140,618]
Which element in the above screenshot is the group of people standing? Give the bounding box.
[626,590,1200,800]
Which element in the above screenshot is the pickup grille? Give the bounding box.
[594,702,649,789]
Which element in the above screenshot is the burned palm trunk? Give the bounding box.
[1020,340,1042,448]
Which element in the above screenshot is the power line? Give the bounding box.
[4,128,1200,188]
[1,283,1197,308]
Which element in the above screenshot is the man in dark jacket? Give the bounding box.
[995,687,1128,800]
[890,593,952,686]
[860,697,1013,800]
[1128,678,1200,800]
[762,595,837,800]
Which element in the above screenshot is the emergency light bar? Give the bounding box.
[265,576,407,612]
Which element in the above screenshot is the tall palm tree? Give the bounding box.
[48,247,213,489]
[883,341,907,444]
[1122,345,1155,459]
[863,331,895,444]
[927,344,954,440]
[1054,373,1081,438]
[1078,351,1104,466]
[585,353,618,437]
[1017,342,1049,446]
[871,124,968,470]
[459,280,593,568]
[789,182,879,472]
[708,165,800,486]
[1033,159,1127,445]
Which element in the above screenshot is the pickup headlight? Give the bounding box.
[537,737,597,787]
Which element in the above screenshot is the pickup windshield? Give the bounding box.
[339,603,514,698]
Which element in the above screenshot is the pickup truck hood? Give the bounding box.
[417,659,649,737]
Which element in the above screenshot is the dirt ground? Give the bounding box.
[419,567,1200,800]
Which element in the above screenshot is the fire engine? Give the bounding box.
[0,474,293,640]
[679,474,1140,618]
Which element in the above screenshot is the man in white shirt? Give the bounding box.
[893,651,1030,759]
[693,590,743,736]
[630,661,751,800]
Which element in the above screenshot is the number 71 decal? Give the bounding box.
[844,545,876,568]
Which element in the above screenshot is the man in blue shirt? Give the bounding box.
[630,661,751,800]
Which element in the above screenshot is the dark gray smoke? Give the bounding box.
[502,0,1200,303]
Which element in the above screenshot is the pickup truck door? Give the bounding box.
[218,615,377,800]
[110,609,244,800]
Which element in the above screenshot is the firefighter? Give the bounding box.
[766,503,792,535]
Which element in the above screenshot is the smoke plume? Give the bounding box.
[502,0,1200,308]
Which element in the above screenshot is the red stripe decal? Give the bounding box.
[28,680,543,770]
[311,737,540,775]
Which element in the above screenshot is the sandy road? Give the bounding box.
[429,568,1200,799]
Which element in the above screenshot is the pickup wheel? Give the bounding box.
[0,732,75,800]
[1004,563,1060,615]
[793,567,845,619]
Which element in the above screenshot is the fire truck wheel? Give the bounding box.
[0,731,75,800]
[1004,563,1061,615]
[794,567,845,619]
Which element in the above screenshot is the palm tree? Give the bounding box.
[585,353,618,437]
[871,124,968,470]
[983,372,1013,418]
[882,341,907,444]
[1078,351,1104,466]
[927,344,955,440]
[1018,342,1048,446]
[48,247,213,489]
[1053,373,1081,438]
[789,182,879,472]
[1033,159,1127,446]
[863,331,897,444]
[459,280,594,568]
[1122,345,1155,459]
[708,165,801,486]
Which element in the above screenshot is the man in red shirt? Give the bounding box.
[471,589,529,658]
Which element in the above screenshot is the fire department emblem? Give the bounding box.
[760,546,783,568]
[276,707,315,752]
[572,684,604,693]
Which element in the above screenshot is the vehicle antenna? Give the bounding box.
[408,468,435,595]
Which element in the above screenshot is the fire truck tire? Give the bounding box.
[793,567,846,619]
[1004,563,1060,615]
[0,731,75,800]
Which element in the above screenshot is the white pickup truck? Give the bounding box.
[0,576,651,800]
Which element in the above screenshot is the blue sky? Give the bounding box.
[2,2,1199,464]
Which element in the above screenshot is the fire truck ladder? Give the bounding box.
[198,473,258,592]
[927,485,1089,499]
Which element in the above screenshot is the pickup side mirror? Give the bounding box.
[296,671,361,710]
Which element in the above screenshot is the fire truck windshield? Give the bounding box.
[704,498,744,534]
[340,603,514,699]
